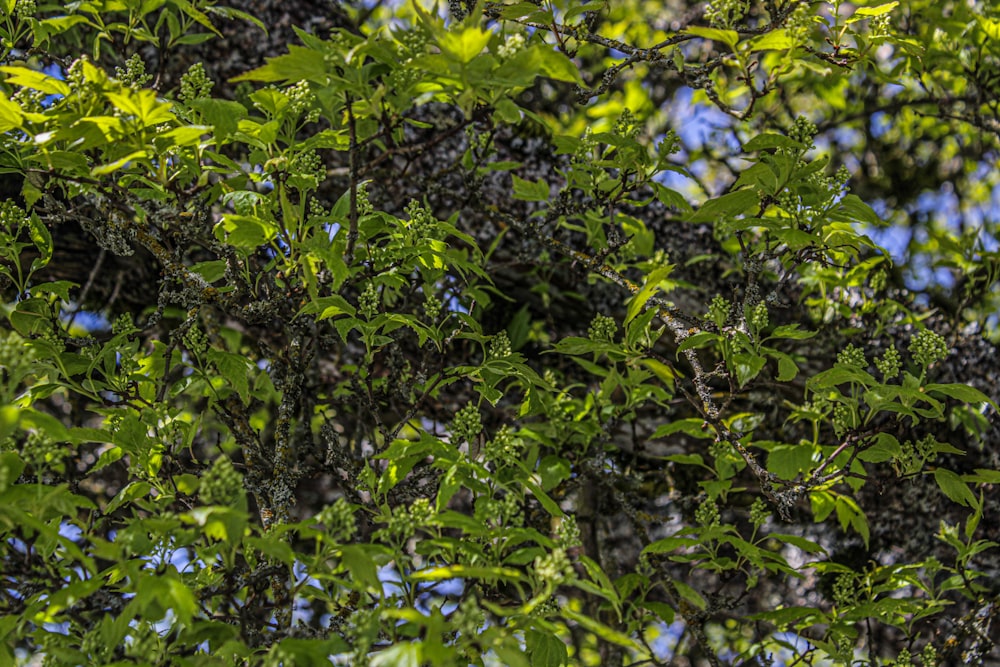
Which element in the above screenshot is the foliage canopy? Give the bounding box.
[0,0,998,665]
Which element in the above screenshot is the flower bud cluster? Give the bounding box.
[705,0,748,29]
[572,128,597,164]
[308,197,328,220]
[397,28,429,63]
[0,200,28,234]
[482,492,523,528]
[534,547,575,585]
[347,608,381,657]
[613,108,641,140]
[199,456,243,505]
[315,498,358,541]
[356,182,374,216]
[708,295,731,327]
[748,301,768,331]
[749,497,769,529]
[465,125,492,154]
[378,498,435,542]
[870,268,887,291]
[786,2,813,41]
[4,0,35,20]
[587,314,617,342]
[183,325,209,357]
[112,313,137,336]
[837,343,867,368]
[286,80,320,123]
[404,199,436,237]
[454,597,485,637]
[871,14,891,37]
[695,499,720,527]
[116,54,152,88]
[895,434,937,475]
[0,330,31,376]
[359,282,379,319]
[656,131,680,157]
[832,573,858,606]
[179,63,213,102]
[555,514,582,549]
[789,116,818,146]
[909,329,948,368]
[875,344,900,380]
[23,431,64,473]
[423,290,442,321]
[451,403,482,445]
[490,330,512,358]
[832,402,855,435]
[292,149,325,187]
[497,32,526,59]
[483,425,521,467]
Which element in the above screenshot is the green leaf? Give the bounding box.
[105,480,151,514]
[750,605,826,626]
[0,66,71,96]
[562,606,648,652]
[369,642,420,667]
[538,455,571,491]
[527,629,568,667]
[924,383,996,409]
[977,15,1000,42]
[675,331,719,354]
[625,266,673,325]
[299,295,357,321]
[768,324,816,340]
[767,533,827,554]
[245,535,297,565]
[643,536,701,554]
[732,352,766,387]
[190,98,247,141]
[652,420,713,440]
[685,26,739,49]
[933,468,977,508]
[231,44,328,83]
[207,349,252,403]
[808,366,876,389]
[743,134,805,152]
[0,91,22,133]
[671,580,706,610]
[9,298,52,336]
[837,194,881,225]
[523,478,563,517]
[0,452,25,493]
[775,354,799,382]
[512,174,550,201]
[767,444,815,479]
[747,29,796,51]
[340,545,386,592]
[215,213,279,249]
[91,150,148,176]
[853,1,899,18]
[439,26,492,63]
[857,433,900,463]
[535,47,584,84]
[685,189,759,223]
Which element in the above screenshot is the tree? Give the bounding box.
[0,0,998,664]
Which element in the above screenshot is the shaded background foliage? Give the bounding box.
[0,0,999,665]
